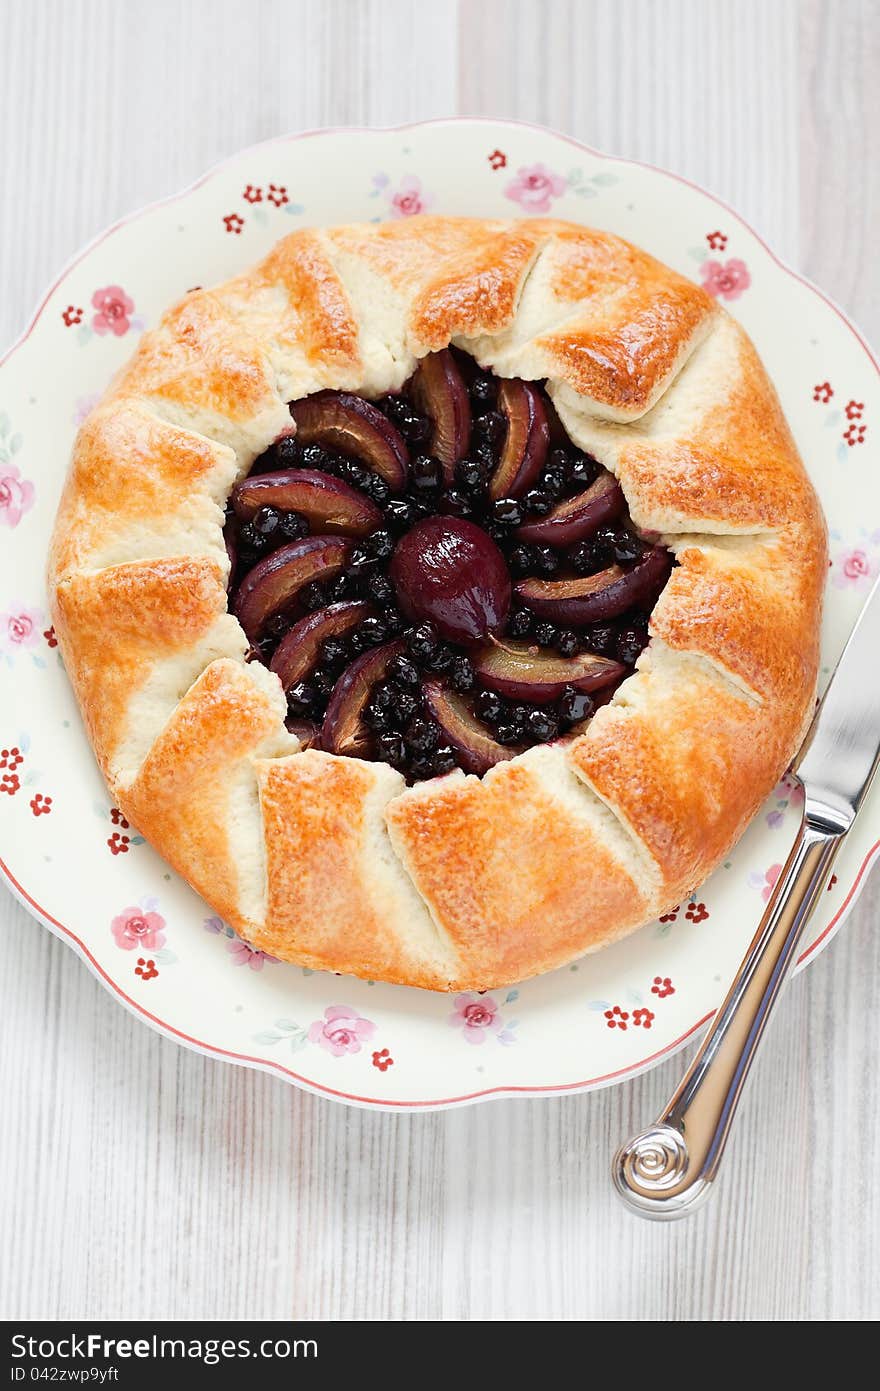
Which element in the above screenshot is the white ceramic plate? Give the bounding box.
[2,119,878,1110]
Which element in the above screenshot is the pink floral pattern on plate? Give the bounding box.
[0,465,34,529]
[449,992,518,1046]
[750,863,783,902]
[504,162,566,213]
[91,285,135,337]
[1,604,44,653]
[384,173,433,218]
[831,542,878,589]
[308,1005,376,1057]
[227,938,277,971]
[700,257,751,301]
[111,905,166,951]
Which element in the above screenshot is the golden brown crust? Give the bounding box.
[385,750,653,990]
[50,557,232,782]
[48,214,827,991]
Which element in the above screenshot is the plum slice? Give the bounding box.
[489,379,550,500]
[390,517,511,644]
[286,718,321,748]
[321,640,406,757]
[232,535,352,642]
[516,470,624,546]
[472,640,625,701]
[231,469,382,537]
[290,391,409,491]
[270,600,373,692]
[515,547,672,625]
[422,680,523,775]
[409,349,472,484]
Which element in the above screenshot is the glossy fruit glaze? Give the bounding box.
[225,348,673,780]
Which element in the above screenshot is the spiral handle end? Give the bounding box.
[612,1124,711,1220]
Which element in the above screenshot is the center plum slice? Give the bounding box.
[515,546,672,625]
[390,516,511,644]
[233,535,352,641]
[289,391,409,491]
[231,469,382,537]
[472,640,625,701]
[321,640,407,757]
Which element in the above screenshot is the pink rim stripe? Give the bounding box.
[2,118,879,1110]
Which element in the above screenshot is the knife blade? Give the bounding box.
[796,573,880,834]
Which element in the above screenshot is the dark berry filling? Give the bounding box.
[226,350,672,781]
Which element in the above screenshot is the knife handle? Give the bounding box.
[612,809,842,1219]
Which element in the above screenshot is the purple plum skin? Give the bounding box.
[232,535,352,641]
[320,640,406,757]
[269,600,373,691]
[422,681,522,775]
[231,469,382,536]
[390,517,512,644]
[289,391,409,491]
[489,380,550,500]
[516,471,624,546]
[515,547,672,625]
[409,350,472,484]
[472,641,626,701]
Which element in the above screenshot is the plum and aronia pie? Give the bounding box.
[226,346,672,781]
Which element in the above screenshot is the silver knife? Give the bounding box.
[613,575,880,1219]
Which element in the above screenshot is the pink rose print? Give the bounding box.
[372,1048,394,1072]
[0,465,35,529]
[651,976,675,999]
[29,793,52,817]
[706,230,728,251]
[243,184,262,204]
[844,423,866,446]
[111,906,166,952]
[632,1007,655,1029]
[700,258,751,301]
[308,1005,376,1057]
[135,957,158,981]
[604,1005,629,1030]
[1,605,43,651]
[449,992,504,1044]
[61,305,83,327]
[685,900,709,924]
[223,213,244,234]
[91,285,135,337]
[813,381,833,403]
[753,863,783,903]
[845,400,864,420]
[386,174,433,219]
[832,546,876,591]
[505,162,566,214]
[227,938,277,971]
[488,149,507,170]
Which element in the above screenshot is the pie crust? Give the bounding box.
[48,216,827,990]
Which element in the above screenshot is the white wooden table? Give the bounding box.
[2,0,878,1322]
